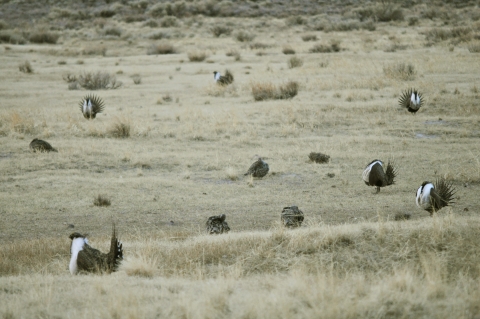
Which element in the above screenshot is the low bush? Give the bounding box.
[383,62,416,81]
[251,81,299,101]
[235,31,255,42]
[287,56,303,69]
[147,43,176,55]
[188,51,207,62]
[29,31,59,44]
[19,61,33,74]
[211,25,231,37]
[78,71,122,90]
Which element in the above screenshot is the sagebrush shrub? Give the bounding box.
[78,71,122,90]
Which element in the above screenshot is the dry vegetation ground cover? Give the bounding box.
[1,0,480,318]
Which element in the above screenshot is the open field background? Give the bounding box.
[1,0,480,318]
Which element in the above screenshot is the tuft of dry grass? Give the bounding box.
[187,51,207,62]
[147,43,176,55]
[282,46,295,55]
[235,31,255,42]
[226,48,241,61]
[468,42,480,53]
[225,166,238,181]
[251,81,299,101]
[28,31,59,44]
[82,45,107,56]
[18,61,33,74]
[109,117,131,138]
[287,56,303,69]
[302,34,317,41]
[383,62,416,81]
[309,40,341,53]
[0,111,36,134]
[77,71,122,90]
[211,25,231,37]
[121,254,157,278]
[93,194,111,207]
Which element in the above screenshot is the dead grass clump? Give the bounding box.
[109,117,131,138]
[147,43,176,55]
[226,49,241,61]
[188,51,207,62]
[468,42,480,53]
[211,25,231,37]
[309,40,341,53]
[82,45,107,56]
[251,81,299,101]
[356,4,404,22]
[148,31,170,40]
[104,27,122,37]
[93,194,111,207]
[235,31,255,42]
[18,61,33,74]
[121,254,157,278]
[28,31,59,44]
[383,62,416,81]
[250,42,269,49]
[282,46,295,55]
[78,71,122,90]
[160,16,178,28]
[131,74,142,84]
[0,31,26,44]
[0,111,36,134]
[287,56,303,69]
[302,34,317,41]
[309,152,330,163]
[286,16,306,26]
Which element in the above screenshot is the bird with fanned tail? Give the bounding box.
[416,177,456,215]
[213,70,234,86]
[362,159,397,193]
[399,88,423,114]
[79,94,105,119]
[206,214,230,234]
[69,225,123,274]
[29,138,57,153]
[244,156,269,178]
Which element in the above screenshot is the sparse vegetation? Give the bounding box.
[18,61,33,73]
[287,56,303,69]
[282,46,295,55]
[383,62,416,81]
[251,81,299,101]
[187,51,207,62]
[309,40,341,53]
[226,49,241,61]
[301,34,317,41]
[211,25,231,37]
[131,74,142,84]
[147,43,176,55]
[74,71,122,90]
[109,117,131,138]
[468,42,480,53]
[28,31,59,44]
[93,194,111,207]
[235,31,255,42]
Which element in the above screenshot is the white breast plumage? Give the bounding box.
[69,237,87,275]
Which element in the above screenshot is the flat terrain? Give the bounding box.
[1,1,480,318]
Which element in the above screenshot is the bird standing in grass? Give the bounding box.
[281,206,304,228]
[69,225,123,274]
[79,94,105,119]
[399,88,423,114]
[29,138,57,152]
[362,159,397,193]
[244,156,269,178]
[206,214,230,234]
[416,178,456,215]
[213,70,234,86]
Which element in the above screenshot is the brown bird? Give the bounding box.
[244,156,269,178]
[213,70,234,86]
[206,214,230,234]
[281,206,304,228]
[309,152,330,164]
[416,178,456,215]
[69,225,123,275]
[29,138,57,152]
[399,88,423,114]
[79,94,105,119]
[362,159,397,193]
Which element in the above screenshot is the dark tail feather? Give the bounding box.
[435,177,456,208]
[224,70,234,84]
[385,159,397,186]
[108,224,123,271]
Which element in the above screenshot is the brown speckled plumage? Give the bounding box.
[281,206,304,228]
[206,214,230,234]
[29,138,58,153]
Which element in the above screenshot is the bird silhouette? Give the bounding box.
[79,94,105,119]
[206,214,230,234]
[399,88,423,114]
[213,70,234,86]
[416,178,456,215]
[244,156,269,178]
[362,159,397,193]
[281,206,304,228]
[29,138,57,152]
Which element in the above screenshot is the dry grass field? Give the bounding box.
[1,0,480,318]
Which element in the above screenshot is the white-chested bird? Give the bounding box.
[213,70,234,86]
[69,225,123,275]
[399,88,423,114]
[362,159,397,193]
[79,94,105,119]
[244,156,269,178]
[416,178,456,216]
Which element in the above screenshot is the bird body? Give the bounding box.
[79,94,105,119]
[206,214,230,234]
[281,206,304,228]
[309,152,330,164]
[399,88,423,114]
[29,138,57,152]
[416,178,456,215]
[69,226,123,274]
[213,70,234,86]
[244,157,269,178]
[362,159,397,193]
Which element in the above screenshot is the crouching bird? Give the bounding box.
[69,226,123,274]
[399,88,423,114]
[206,214,230,234]
[79,94,105,119]
[244,156,269,178]
[29,138,58,153]
[362,159,397,193]
[416,178,456,216]
[213,70,234,86]
[281,206,304,228]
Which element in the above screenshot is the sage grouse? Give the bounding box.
[29,138,57,153]
[416,178,456,215]
[79,94,105,119]
[281,206,304,228]
[69,226,123,275]
[309,152,330,164]
[206,214,230,234]
[244,156,269,178]
[399,88,423,114]
[362,159,397,193]
[213,70,234,86]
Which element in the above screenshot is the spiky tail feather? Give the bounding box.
[224,70,234,84]
[435,177,456,209]
[108,224,123,271]
[385,159,397,186]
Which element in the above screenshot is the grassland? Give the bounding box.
[1,0,480,318]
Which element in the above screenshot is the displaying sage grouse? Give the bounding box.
[416,178,456,215]
[281,206,304,228]
[206,214,230,234]
[29,138,57,153]
[69,226,123,275]
[362,159,397,193]
[399,88,423,114]
[309,152,330,164]
[213,70,234,86]
[244,156,269,178]
[79,94,105,119]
